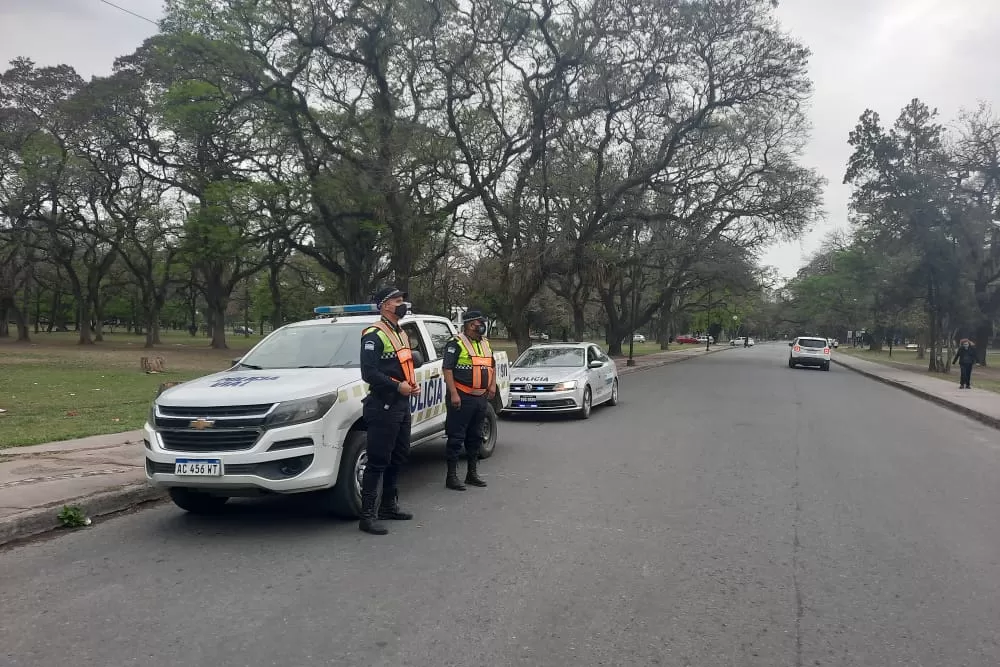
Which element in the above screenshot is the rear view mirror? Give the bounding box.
[588,360,604,369]
[411,349,425,369]
[230,358,242,368]
[788,342,793,347]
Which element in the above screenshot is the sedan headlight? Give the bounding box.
[265,392,338,428]
[552,380,578,391]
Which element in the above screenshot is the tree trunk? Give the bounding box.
[268,265,283,332]
[508,315,532,355]
[33,285,41,334]
[143,294,159,349]
[0,304,8,337]
[927,311,943,372]
[203,279,229,350]
[572,304,586,342]
[77,300,94,344]
[974,320,991,366]
[92,296,105,342]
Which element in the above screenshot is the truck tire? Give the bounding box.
[478,403,499,459]
[326,430,366,519]
[168,488,228,514]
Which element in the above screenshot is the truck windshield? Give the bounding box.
[239,323,367,369]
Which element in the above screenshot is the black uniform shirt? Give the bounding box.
[953,346,977,366]
[360,317,408,402]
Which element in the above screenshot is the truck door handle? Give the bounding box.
[430,373,441,379]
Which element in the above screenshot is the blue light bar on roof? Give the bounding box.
[314,304,379,315]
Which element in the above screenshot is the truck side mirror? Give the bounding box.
[411,349,425,369]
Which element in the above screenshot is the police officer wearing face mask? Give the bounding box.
[358,287,421,535]
[442,310,496,490]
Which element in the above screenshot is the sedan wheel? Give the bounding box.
[576,387,593,420]
[608,379,619,407]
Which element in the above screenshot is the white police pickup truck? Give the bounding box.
[144,304,511,517]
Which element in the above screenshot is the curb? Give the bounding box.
[617,346,731,376]
[832,358,1000,432]
[0,483,165,549]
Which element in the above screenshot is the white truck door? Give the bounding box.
[406,320,450,439]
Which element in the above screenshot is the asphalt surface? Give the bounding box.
[3,343,999,667]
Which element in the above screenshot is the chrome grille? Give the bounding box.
[510,383,557,392]
[159,429,260,452]
[153,403,271,452]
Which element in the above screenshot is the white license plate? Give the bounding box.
[174,459,223,476]
[520,394,537,401]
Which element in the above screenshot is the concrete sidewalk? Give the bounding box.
[0,344,731,547]
[0,432,157,546]
[834,354,1000,430]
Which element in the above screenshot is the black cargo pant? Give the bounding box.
[960,363,973,387]
[361,395,412,502]
[445,392,488,462]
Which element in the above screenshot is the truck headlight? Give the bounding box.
[265,392,338,428]
[552,380,577,391]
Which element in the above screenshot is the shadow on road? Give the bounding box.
[152,443,455,534]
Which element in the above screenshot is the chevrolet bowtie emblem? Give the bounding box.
[189,418,215,430]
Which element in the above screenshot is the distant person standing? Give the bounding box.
[953,339,977,389]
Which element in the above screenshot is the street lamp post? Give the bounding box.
[626,223,639,367]
[705,287,712,352]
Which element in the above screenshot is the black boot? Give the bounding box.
[446,460,466,491]
[465,456,487,488]
[378,489,413,521]
[359,480,388,535]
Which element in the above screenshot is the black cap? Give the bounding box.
[372,286,407,308]
[462,310,486,323]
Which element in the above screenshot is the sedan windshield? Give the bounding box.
[514,347,585,368]
[239,323,367,369]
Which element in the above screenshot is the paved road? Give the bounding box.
[3,344,999,666]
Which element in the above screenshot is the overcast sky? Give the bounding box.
[3,0,999,279]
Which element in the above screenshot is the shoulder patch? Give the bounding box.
[364,340,376,351]
[446,344,457,353]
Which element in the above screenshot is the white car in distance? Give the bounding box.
[506,343,619,419]
[788,336,832,371]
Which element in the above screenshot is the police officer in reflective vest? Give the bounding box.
[358,287,421,535]
[442,310,496,490]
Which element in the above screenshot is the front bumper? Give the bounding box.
[505,389,582,413]
[143,419,346,494]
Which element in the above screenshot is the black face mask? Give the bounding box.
[393,303,409,319]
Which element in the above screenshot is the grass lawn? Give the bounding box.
[839,347,1000,394]
[0,331,256,449]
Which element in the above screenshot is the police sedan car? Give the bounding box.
[506,342,619,419]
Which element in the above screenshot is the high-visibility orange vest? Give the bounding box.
[367,320,416,387]
[454,334,494,396]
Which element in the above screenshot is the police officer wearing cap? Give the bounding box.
[358,286,421,535]
[441,310,496,490]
